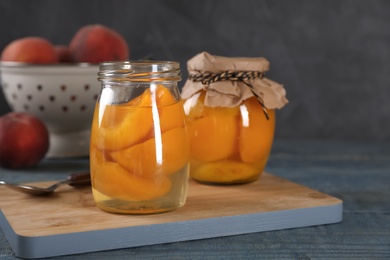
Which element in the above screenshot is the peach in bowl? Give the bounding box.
[0,62,100,158]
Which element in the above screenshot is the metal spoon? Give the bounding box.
[0,172,91,196]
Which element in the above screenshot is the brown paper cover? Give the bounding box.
[181,52,288,109]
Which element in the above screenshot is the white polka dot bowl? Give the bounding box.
[0,62,100,158]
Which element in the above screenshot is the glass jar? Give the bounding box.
[181,52,287,185]
[90,61,189,214]
[183,92,275,184]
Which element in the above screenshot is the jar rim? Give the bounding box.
[98,60,181,82]
[99,60,180,75]
[100,60,179,66]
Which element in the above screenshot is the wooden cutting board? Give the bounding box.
[0,173,342,259]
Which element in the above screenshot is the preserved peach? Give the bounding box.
[91,149,172,201]
[95,88,153,150]
[93,85,184,151]
[191,160,259,184]
[159,100,186,132]
[110,127,189,178]
[239,97,275,163]
[184,92,240,119]
[184,94,275,184]
[186,113,238,162]
[154,84,177,106]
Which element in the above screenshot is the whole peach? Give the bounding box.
[54,45,73,62]
[1,37,58,64]
[0,112,49,169]
[69,24,129,63]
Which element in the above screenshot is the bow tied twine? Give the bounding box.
[188,71,269,120]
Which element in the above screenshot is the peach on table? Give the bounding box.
[0,112,49,169]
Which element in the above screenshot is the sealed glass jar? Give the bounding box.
[90,61,189,214]
[181,52,288,185]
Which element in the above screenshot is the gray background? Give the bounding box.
[0,0,389,141]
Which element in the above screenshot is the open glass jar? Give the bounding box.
[90,61,189,214]
[181,52,288,185]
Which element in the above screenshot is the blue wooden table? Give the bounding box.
[0,140,389,259]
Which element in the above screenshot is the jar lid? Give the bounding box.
[181,52,288,109]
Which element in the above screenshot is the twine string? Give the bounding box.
[188,71,269,120]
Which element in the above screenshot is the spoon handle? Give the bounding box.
[67,172,91,187]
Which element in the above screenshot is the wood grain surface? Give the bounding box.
[0,172,342,258]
